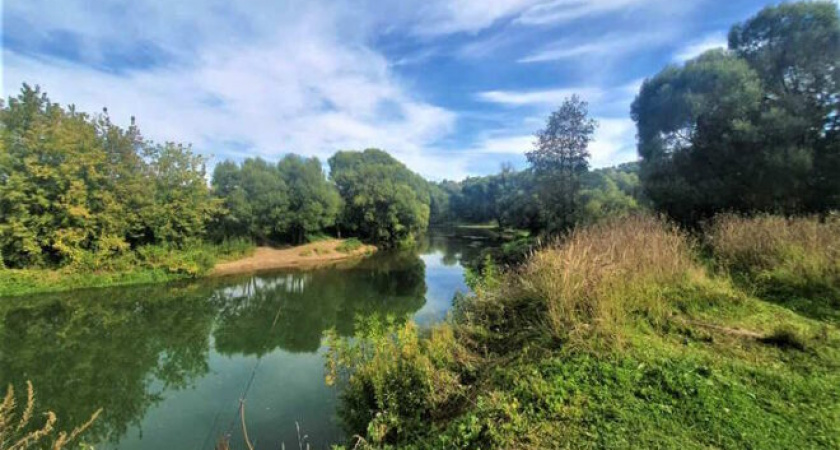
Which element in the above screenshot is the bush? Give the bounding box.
[336,238,363,254]
[325,317,469,446]
[518,215,695,345]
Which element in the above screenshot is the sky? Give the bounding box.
[0,0,819,180]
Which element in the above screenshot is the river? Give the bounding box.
[0,231,493,449]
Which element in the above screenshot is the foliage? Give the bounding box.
[0,381,100,449]
[329,149,431,247]
[0,85,221,269]
[324,317,469,446]
[578,164,645,224]
[211,155,342,245]
[634,2,840,223]
[277,155,343,244]
[0,238,253,297]
[527,96,597,232]
[327,214,840,449]
[335,238,364,254]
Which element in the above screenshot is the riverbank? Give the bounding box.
[210,239,376,276]
[327,215,840,449]
[0,239,375,297]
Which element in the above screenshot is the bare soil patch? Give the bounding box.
[210,239,376,276]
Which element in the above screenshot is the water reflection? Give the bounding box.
[0,232,486,448]
[212,251,427,355]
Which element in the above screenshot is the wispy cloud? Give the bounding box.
[476,87,604,106]
[4,0,762,179]
[519,31,672,63]
[3,0,465,178]
[673,31,728,62]
[516,0,652,25]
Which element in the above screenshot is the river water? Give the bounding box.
[0,231,492,449]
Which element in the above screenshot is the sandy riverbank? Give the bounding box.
[209,239,376,276]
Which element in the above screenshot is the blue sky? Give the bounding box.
[1,0,819,180]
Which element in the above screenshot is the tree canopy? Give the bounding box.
[633,1,840,223]
[329,149,431,247]
[0,85,220,268]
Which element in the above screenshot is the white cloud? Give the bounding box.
[410,0,541,35]
[588,117,636,167]
[519,31,672,63]
[516,0,652,25]
[476,88,604,106]
[3,0,464,178]
[463,116,636,168]
[673,31,728,62]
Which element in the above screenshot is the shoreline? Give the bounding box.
[209,239,376,277]
[0,239,376,298]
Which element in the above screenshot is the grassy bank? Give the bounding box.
[326,215,840,449]
[0,239,254,297]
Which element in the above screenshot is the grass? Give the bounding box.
[0,381,100,449]
[325,213,840,449]
[708,214,840,322]
[335,238,364,254]
[0,238,254,297]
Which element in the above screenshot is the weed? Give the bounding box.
[336,239,363,254]
[0,381,100,449]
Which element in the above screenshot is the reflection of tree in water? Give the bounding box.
[212,250,427,355]
[420,231,491,269]
[0,283,217,446]
[0,247,431,447]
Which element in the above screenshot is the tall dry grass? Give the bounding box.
[0,381,100,450]
[708,214,840,287]
[518,215,695,345]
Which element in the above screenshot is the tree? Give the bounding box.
[143,143,221,246]
[579,165,644,224]
[632,50,768,223]
[527,95,597,232]
[0,84,219,268]
[328,149,430,246]
[211,158,289,243]
[277,154,342,244]
[729,1,840,213]
[634,2,840,223]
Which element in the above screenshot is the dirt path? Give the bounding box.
[210,239,376,276]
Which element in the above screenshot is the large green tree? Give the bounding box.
[328,149,431,246]
[211,158,290,243]
[277,154,342,244]
[527,95,597,232]
[729,1,840,213]
[0,84,219,268]
[634,2,840,223]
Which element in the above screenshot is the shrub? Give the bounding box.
[0,381,100,449]
[336,238,363,254]
[325,317,469,446]
[517,215,695,345]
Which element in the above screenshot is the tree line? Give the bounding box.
[436,1,839,234]
[0,88,435,269]
[1,1,837,272]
